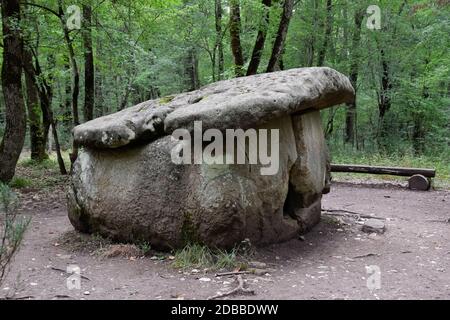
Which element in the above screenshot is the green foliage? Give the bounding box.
[9,177,33,189]
[20,157,59,170]
[13,153,70,190]
[172,243,240,271]
[138,241,152,255]
[0,183,30,285]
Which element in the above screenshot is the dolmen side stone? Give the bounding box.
[68,67,355,250]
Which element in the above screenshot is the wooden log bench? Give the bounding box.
[330,164,436,191]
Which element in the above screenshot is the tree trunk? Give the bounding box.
[325,107,338,139]
[0,0,27,183]
[215,0,224,80]
[50,120,67,175]
[266,0,295,72]
[183,47,199,91]
[412,83,429,155]
[83,4,94,122]
[58,1,80,166]
[24,49,48,162]
[230,0,245,77]
[95,67,104,117]
[61,61,72,140]
[377,2,406,145]
[344,8,364,146]
[94,11,103,117]
[29,51,67,175]
[376,48,393,148]
[378,49,392,121]
[247,0,272,75]
[305,0,319,67]
[317,0,333,66]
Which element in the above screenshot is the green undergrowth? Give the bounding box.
[11,152,71,190]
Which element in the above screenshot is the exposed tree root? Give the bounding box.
[207,275,255,300]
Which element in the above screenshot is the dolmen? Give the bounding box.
[68,67,355,250]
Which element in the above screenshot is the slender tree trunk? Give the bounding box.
[0,0,26,183]
[325,107,338,139]
[95,67,103,117]
[412,114,424,155]
[230,0,245,77]
[344,8,364,146]
[58,1,79,166]
[184,47,199,91]
[40,55,52,156]
[341,2,349,61]
[83,4,94,122]
[412,63,430,155]
[61,61,72,141]
[118,78,133,110]
[377,49,392,128]
[306,0,319,67]
[94,11,103,117]
[247,0,272,75]
[317,0,333,66]
[24,49,48,162]
[306,39,315,67]
[266,0,295,72]
[28,51,67,174]
[377,1,406,145]
[215,0,224,80]
[210,49,216,82]
[50,121,67,174]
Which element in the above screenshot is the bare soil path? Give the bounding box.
[2,182,449,300]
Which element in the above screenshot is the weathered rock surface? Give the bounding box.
[164,67,354,134]
[69,117,301,249]
[73,67,354,149]
[68,67,355,250]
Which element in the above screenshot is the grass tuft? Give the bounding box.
[9,177,33,189]
[172,243,245,271]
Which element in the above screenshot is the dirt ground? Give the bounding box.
[2,180,449,300]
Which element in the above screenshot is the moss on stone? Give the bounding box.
[159,95,175,105]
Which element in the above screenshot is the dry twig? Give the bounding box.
[50,266,91,281]
[215,271,250,277]
[207,275,255,300]
[322,209,385,220]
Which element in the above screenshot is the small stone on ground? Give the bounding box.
[362,219,386,234]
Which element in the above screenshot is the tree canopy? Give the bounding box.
[0,0,449,182]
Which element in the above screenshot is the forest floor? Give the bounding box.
[1,156,450,300]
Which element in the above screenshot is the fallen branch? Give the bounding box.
[322,209,385,220]
[425,218,450,224]
[207,275,255,300]
[353,253,380,259]
[215,271,250,277]
[50,267,91,281]
[2,296,35,300]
